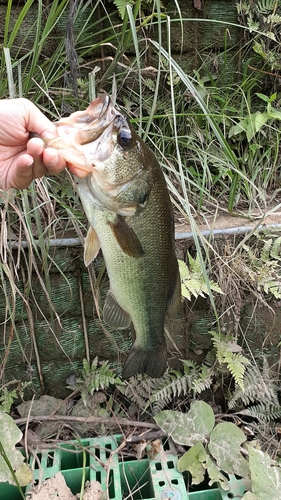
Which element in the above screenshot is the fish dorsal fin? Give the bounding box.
[103,290,131,329]
[84,226,101,266]
[108,216,144,257]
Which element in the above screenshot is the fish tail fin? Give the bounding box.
[122,342,167,379]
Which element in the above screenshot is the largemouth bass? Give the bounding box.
[46,94,181,378]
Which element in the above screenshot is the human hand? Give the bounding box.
[0,98,88,190]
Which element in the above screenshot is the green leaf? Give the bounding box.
[199,452,230,491]
[178,442,206,484]
[15,462,33,487]
[255,93,271,103]
[0,411,32,487]
[154,401,215,446]
[229,118,249,137]
[253,40,266,57]
[268,109,281,120]
[178,440,231,490]
[208,422,250,478]
[247,445,281,499]
[252,112,269,134]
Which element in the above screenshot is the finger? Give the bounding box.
[11,154,38,189]
[22,98,59,139]
[27,137,66,175]
[26,138,48,178]
[26,136,46,157]
[42,148,67,175]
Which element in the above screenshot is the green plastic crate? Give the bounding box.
[0,435,251,499]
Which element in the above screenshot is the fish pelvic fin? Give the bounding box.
[84,226,101,266]
[122,342,167,379]
[103,291,131,329]
[108,216,144,257]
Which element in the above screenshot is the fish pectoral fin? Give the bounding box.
[108,216,144,258]
[84,226,101,266]
[103,291,131,329]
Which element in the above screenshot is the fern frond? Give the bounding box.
[210,331,250,389]
[120,361,211,415]
[204,349,216,367]
[178,256,223,301]
[191,365,213,394]
[150,361,214,413]
[226,353,250,390]
[247,15,260,33]
[118,359,215,415]
[119,375,159,411]
[240,403,281,422]
[266,14,281,25]
[270,236,281,260]
[228,361,279,411]
[77,357,123,406]
[113,0,135,19]
[149,369,190,414]
[260,238,273,262]
[257,0,276,15]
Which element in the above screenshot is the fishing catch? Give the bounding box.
[45,94,181,378]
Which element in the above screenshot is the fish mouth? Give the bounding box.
[58,94,116,146]
[82,94,113,132]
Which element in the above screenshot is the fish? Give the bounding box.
[45,94,181,379]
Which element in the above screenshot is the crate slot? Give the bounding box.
[62,467,90,495]
[119,459,155,500]
[60,442,90,469]
[167,460,175,469]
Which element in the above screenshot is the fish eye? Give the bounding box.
[117,128,133,149]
